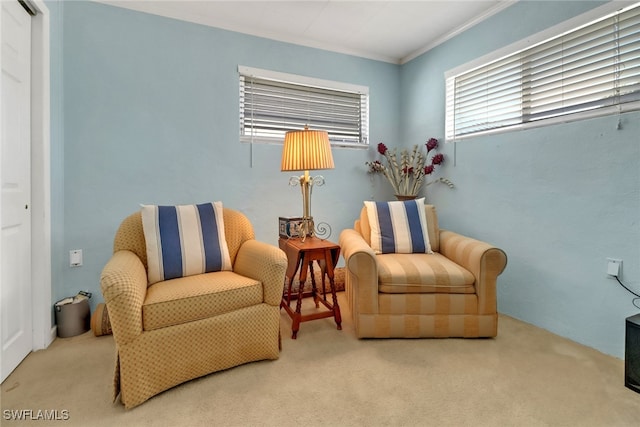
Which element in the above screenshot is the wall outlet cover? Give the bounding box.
[70,249,83,267]
[607,258,622,277]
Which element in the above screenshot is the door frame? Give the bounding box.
[29,0,52,350]
[0,0,52,352]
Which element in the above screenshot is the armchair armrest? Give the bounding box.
[339,228,379,314]
[100,250,148,346]
[439,230,507,314]
[234,240,287,306]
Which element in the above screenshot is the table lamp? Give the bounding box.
[281,126,334,241]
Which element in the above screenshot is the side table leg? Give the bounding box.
[329,275,342,330]
[292,258,308,339]
[309,262,320,308]
[291,315,300,340]
[324,251,342,330]
[319,259,327,301]
[282,276,294,308]
[292,280,304,339]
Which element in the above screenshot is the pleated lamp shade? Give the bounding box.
[281,128,334,171]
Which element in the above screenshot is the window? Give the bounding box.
[239,66,369,146]
[446,2,640,141]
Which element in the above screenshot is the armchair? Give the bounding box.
[339,203,507,338]
[100,205,287,408]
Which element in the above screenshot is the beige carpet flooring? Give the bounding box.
[2,292,639,427]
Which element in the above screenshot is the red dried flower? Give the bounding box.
[431,153,444,165]
[377,142,388,155]
[402,166,414,175]
[424,165,435,175]
[426,138,438,153]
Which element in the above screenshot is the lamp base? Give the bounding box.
[286,170,328,242]
[299,217,314,242]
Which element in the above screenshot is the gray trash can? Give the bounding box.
[55,298,90,338]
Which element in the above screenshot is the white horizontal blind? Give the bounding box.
[446,2,640,140]
[239,72,369,145]
[447,54,524,136]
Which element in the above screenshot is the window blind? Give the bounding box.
[240,73,369,145]
[446,2,640,140]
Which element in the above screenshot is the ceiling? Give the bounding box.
[97,0,516,64]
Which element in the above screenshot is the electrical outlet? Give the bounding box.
[70,249,83,267]
[607,258,622,277]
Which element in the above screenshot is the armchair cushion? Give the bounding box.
[141,202,232,284]
[377,253,475,294]
[142,271,262,331]
[364,198,432,254]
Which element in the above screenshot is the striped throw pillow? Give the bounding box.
[364,198,432,254]
[141,202,232,285]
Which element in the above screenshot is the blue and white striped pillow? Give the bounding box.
[141,202,232,285]
[364,198,432,254]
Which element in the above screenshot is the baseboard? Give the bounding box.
[49,326,57,345]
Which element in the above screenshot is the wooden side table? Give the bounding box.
[279,236,342,339]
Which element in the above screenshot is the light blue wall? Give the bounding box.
[400,0,640,358]
[49,1,638,358]
[50,2,399,311]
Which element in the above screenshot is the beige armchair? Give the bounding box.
[100,207,287,408]
[339,204,507,338]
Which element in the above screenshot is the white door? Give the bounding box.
[1,0,32,383]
